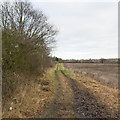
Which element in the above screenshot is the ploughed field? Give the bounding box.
[63,63,118,88]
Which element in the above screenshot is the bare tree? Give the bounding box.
[1,0,57,72]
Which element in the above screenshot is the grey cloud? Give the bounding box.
[32,2,118,59]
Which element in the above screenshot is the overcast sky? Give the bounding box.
[32,1,118,59]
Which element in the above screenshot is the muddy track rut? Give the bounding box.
[42,65,118,118]
[61,71,114,118]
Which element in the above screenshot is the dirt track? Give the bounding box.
[3,64,118,118]
[41,64,118,118]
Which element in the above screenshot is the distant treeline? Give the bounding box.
[52,57,119,64]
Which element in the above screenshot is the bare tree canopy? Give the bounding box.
[1,0,58,72]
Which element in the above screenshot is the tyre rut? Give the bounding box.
[61,70,114,118]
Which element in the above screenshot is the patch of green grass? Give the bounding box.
[62,70,74,77]
[53,78,57,84]
[10,79,16,83]
[56,63,59,71]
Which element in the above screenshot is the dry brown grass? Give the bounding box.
[2,66,56,118]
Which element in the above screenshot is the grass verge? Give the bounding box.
[2,65,57,118]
